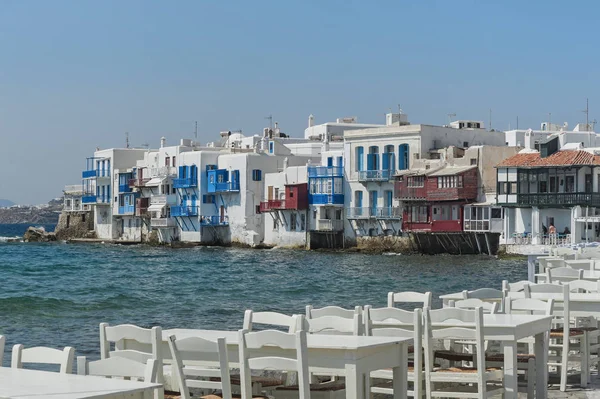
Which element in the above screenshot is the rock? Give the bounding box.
[23,226,57,242]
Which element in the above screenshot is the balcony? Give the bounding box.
[129,177,149,188]
[309,194,344,205]
[171,205,199,217]
[82,169,110,179]
[82,195,97,204]
[63,185,83,194]
[118,205,135,215]
[207,181,240,193]
[308,166,343,177]
[173,177,197,188]
[150,194,178,206]
[509,193,600,207]
[346,207,402,219]
[395,184,427,200]
[314,219,344,231]
[259,199,286,212]
[118,184,132,193]
[149,166,177,178]
[151,218,177,228]
[201,215,229,226]
[358,170,392,182]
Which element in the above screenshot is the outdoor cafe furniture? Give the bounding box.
[0,366,161,399]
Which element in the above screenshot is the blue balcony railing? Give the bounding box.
[358,170,392,182]
[118,184,132,193]
[308,166,344,177]
[118,205,135,215]
[171,205,199,217]
[173,177,197,188]
[200,215,229,226]
[82,169,111,179]
[309,194,344,205]
[82,195,97,204]
[208,181,240,193]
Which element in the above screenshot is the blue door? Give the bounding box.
[356,191,363,216]
[370,191,378,217]
[191,194,197,212]
[398,144,409,170]
[386,190,393,217]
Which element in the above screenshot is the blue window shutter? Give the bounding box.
[337,156,343,167]
[327,157,333,167]
[356,147,364,171]
[382,153,389,171]
[179,166,184,177]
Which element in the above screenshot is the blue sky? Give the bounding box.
[0,0,598,204]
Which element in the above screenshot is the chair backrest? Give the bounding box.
[168,335,232,399]
[505,297,554,316]
[524,283,563,297]
[100,323,162,366]
[501,280,531,292]
[451,298,499,314]
[462,287,503,300]
[546,267,583,284]
[11,345,75,374]
[387,291,432,308]
[565,261,594,271]
[243,310,297,333]
[305,305,362,335]
[77,355,158,382]
[239,328,310,399]
[424,307,485,384]
[363,305,419,336]
[567,279,600,293]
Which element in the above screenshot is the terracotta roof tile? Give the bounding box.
[496,150,600,168]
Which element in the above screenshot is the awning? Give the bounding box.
[145,177,163,187]
[427,165,477,177]
[148,203,165,212]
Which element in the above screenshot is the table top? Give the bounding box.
[163,329,412,350]
[506,291,600,302]
[0,367,160,399]
[432,314,552,328]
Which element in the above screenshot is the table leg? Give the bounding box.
[503,341,518,399]
[345,363,363,399]
[392,343,408,399]
[534,332,548,399]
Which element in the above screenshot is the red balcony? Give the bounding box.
[135,197,149,216]
[260,199,286,212]
[129,178,150,188]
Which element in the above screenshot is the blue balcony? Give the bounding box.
[171,205,199,217]
[201,215,229,226]
[358,170,392,182]
[309,194,345,205]
[118,184,132,193]
[82,169,111,179]
[82,195,97,204]
[308,166,344,177]
[118,205,135,215]
[173,177,197,188]
[208,181,240,193]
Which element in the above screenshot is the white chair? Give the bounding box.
[568,280,600,355]
[243,310,297,333]
[387,291,432,308]
[451,298,498,314]
[523,283,563,298]
[304,305,362,335]
[462,288,504,312]
[424,306,504,398]
[364,306,423,398]
[167,334,232,399]
[77,355,160,392]
[11,344,75,374]
[568,279,600,293]
[0,335,4,365]
[238,329,311,399]
[501,280,531,293]
[546,267,583,284]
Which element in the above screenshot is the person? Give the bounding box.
[563,226,571,235]
[542,224,548,235]
[549,223,556,235]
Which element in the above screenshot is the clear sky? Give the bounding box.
[1,0,598,204]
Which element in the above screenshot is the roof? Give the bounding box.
[496,150,600,168]
[427,165,477,177]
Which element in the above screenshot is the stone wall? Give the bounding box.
[54,210,95,240]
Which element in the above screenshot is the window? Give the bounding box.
[256,205,261,214]
[566,175,575,193]
[172,156,176,166]
[66,199,72,207]
[273,218,278,230]
[409,206,429,223]
[300,214,305,231]
[463,141,469,147]
[491,208,502,219]
[458,176,463,187]
[355,146,364,171]
[165,157,170,167]
[408,176,425,187]
[470,158,477,165]
[269,141,274,154]
[289,190,294,198]
[313,210,317,219]
[252,169,262,181]
[203,195,215,203]
[291,213,297,231]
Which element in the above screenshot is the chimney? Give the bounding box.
[308,114,314,128]
[524,129,534,151]
[160,137,166,148]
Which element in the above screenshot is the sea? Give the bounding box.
[0,223,527,366]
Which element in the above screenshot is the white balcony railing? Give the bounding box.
[316,219,344,231]
[63,185,84,194]
[149,166,177,178]
[150,194,178,206]
[151,218,176,228]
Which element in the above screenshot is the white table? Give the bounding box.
[0,367,161,399]
[431,310,552,399]
[151,329,412,399]
[535,270,600,283]
[506,291,600,318]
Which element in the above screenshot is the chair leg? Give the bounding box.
[527,358,535,399]
[560,338,568,392]
[581,334,589,388]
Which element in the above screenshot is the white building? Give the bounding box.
[505,122,599,148]
[63,184,85,212]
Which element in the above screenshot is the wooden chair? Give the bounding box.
[387,291,432,309]
[11,344,75,374]
[167,335,232,399]
[546,267,583,284]
[238,329,311,399]
[304,306,362,335]
[243,310,297,333]
[364,305,423,398]
[424,306,504,398]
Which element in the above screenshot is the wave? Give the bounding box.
[0,235,21,242]
[0,293,143,314]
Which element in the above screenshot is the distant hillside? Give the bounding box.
[0,199,61,224]
[0,199,15,208]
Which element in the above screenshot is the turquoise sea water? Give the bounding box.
[0,224,527,366]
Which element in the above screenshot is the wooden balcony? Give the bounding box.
[507,193,600,207]
[259,199,286,212]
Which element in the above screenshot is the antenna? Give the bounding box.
[583,98,589,131]
[516,116,519,130]
[265,114,273,130]
[447,113,456,125]
[194,121,198,139]
[397,104,403,113]
[592,119,598,132]
[125,132,129,149]
[489,108,492,131]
